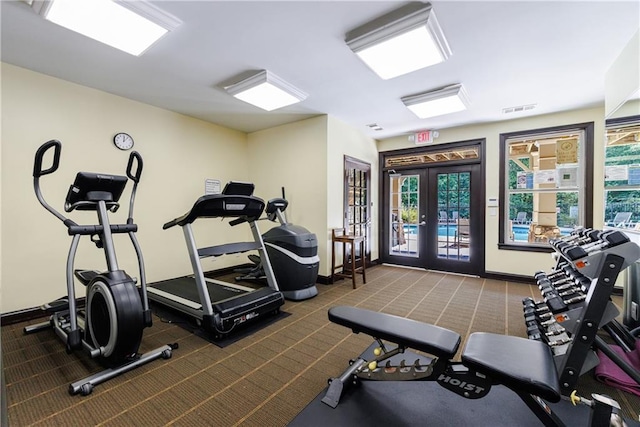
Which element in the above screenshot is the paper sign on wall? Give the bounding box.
[205,179,221,195]
[605,165,629,181]
[557,167,578,188]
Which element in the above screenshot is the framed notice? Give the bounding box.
[556,138,578,164]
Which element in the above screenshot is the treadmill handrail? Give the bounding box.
[163,194,265,229]
[198,241,262,258]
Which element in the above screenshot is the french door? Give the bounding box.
[343,156,371,269]
[382,163,484,276]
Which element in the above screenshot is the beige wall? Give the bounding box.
[0,62,612,312]
[246,116,329,274]
[1,63,249,313]
[247,115,378,278]
[1,63,380,313]
[377,107,605,277]
[327,116,379,272]
[605,29,640,118]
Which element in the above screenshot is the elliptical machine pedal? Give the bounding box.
[24,139,176,395]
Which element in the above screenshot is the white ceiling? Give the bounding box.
[2,1,639,140]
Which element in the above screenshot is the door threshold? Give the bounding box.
[382,263,427,272]
[427,269,479,278]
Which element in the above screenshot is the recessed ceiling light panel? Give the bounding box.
[346,2,451,79]
[31,0,181,56]
[224,70,308,111]
[402,84,469,119]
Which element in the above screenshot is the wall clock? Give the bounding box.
[113,132,134,150]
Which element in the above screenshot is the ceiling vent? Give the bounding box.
[366,123,384,131]
[502,104,536,114]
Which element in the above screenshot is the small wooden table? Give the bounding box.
[331,229,366,289]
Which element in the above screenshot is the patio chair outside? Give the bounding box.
[439,211,448,223]
[515,212,529,224]
[609,212,632,228]
[456,218,470,246]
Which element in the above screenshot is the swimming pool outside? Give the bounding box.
[401,223,571,242]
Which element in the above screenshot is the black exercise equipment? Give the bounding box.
[236,193,319,301]
[558,230,630,261]
[147,181,285,339]
[322,306,629,426]
[24,140,174,396]
[525,227,640,394]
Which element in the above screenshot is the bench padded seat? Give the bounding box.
[328,306,461,359]
[462,332,561,402]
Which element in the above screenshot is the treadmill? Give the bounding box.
[147,182,285,338]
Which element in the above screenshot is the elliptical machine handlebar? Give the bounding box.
[126,151,143,183]
[33,140,67,223]
[33,139,61,178]
[126,151,143,222]
[32,140,144,226]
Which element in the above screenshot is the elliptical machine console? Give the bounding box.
[25,140,174,396]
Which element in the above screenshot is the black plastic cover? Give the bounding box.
[163,194,265,229]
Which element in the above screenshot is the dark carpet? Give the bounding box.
[2,265,638,426]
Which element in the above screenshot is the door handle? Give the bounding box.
[418,221,426,226]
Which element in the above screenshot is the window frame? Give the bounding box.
[604,114,640,229]
[498,122,594,252]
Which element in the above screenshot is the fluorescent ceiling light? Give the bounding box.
[402,84,469,119]
[224,70,308,111]
[31,0,181,56]
[346,2,451,79]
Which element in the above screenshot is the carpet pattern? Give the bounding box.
[2,265,639,425]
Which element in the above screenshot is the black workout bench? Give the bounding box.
[322,306,621,427]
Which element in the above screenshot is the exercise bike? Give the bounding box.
[24,140,175,396]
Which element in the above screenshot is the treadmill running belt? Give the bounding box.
[150,276,244,303]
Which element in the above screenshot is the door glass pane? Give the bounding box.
[389,174,419,257]
[437,172,470,262]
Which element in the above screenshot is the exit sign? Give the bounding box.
[415,130,433,144]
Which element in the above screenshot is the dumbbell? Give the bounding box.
[541,271,588,292]
[560,230,630,261]
[547,336,572,347]
[524,304,550,316]
[534,262,572,281]
[557,286,585,298]
[550,229,596,250]
[553,230,603,253]
[523,297,552,312]
[524,311,552,323]
[550,266,583,283]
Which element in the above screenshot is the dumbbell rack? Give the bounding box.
[524,229,640,396]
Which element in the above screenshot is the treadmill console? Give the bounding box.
[222,181,254,196]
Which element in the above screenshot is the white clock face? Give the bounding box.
[114,133,134,150]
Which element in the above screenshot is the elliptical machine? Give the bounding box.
[24,140,174,396]
[236,193,318,301]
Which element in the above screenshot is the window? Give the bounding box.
[499,122,594,250]
[604,116,640,229]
